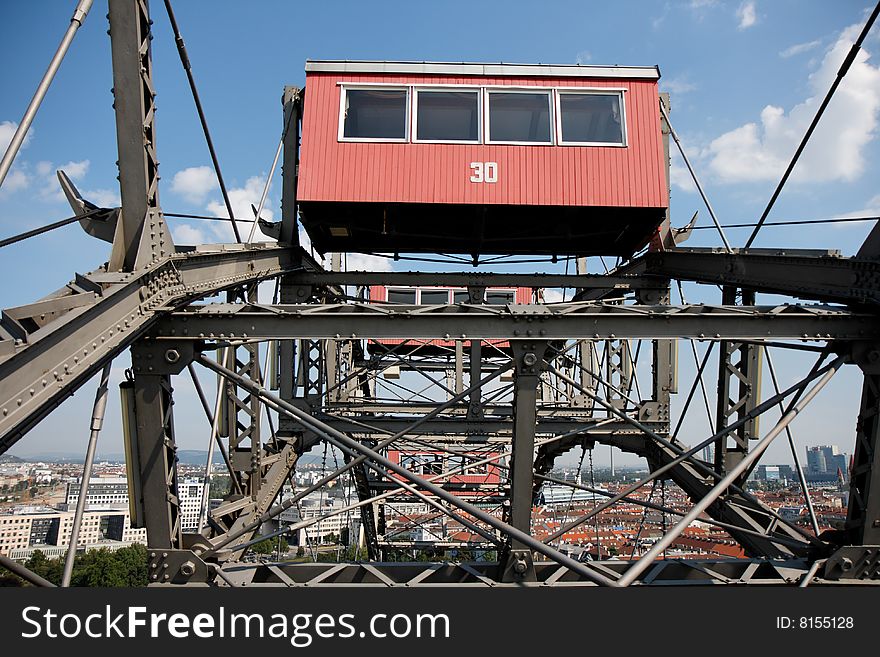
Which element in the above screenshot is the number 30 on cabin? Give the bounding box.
[469,162,497,184]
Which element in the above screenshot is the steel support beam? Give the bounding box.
[108,0,173,272]
[714,287,763,483]
[501,342,544,581]
[619,356,844,586]
[198,353,620,587]
[304,415,660,437]
[222,343,263,498]
[127,366,181,551]
[155,302,880,341]
[845,366,880,544]
[0,244,302,455]
[211,557,818,587]
[643,248,880,306]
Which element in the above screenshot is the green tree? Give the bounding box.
[25,550,63,585]
[17,545,148,587]
[250,537,289,556]
[70,545,148,587]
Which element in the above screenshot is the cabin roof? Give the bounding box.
[305,59,661,80]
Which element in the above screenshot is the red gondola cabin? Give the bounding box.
[367,284,532,355]
[297,60,668,257]
[387,449,503,496]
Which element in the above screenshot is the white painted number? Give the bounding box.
[469,162,498,184]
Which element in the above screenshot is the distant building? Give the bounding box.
[278,492,357,545]
[0,506,146,559]
[65,476,130,511]
[66,475,205,534]
[538,484,606,506]
[805,445,848,483]
[777,506,804,522]
[178,478,207,533]
[754,465,796,482]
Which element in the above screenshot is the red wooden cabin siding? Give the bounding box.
[367,285,531,350]
[388,450,502,486]
[298,72,668,210]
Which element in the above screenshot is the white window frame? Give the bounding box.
[338,84,410,143]
[484,87,555,146]
[412,86,483,145]
[484,288,518,305]
[385,286,418,304]
[554,88,628,147]
[416,288,454,304]
[450,288,473,303]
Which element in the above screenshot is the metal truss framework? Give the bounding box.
[1,0,879,589]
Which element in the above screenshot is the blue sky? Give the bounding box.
[1,0,879,466]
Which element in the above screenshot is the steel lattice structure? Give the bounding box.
[1,0,879,588]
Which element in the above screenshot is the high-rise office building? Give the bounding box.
[178,477,207,533]
[805,445,848,482]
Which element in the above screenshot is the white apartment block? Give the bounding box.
[178,477,207,533]
[278,494,356,544]
[65,476,130,510]
[0,507,146,558]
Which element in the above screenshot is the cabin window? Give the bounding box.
[487,91,552,144]
[415,90,480,142]
[452,290,472,304]
[387,288,417,304]
[448,454,488,475]
[419,289,451,304]
[401,454,443,475]
[557,92,625,145]
[341,88,408,140]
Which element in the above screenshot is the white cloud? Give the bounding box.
[670,154,697,193]
[344,252,393,272]
[40,159,89,202]
[687,0,718,21]
[541,289,565,303]
[59,160,89,180]
[575,51,592,65]
[0,169,29,197]
[780,39,822,59]
[83,188,121,207]
[206,175,274,242]
[662,76,697,96]
[707,23,880,184]
[736,1,756,30]
[0,120,32,155]
[171,223,209,245]
[297,225,312,251]
[170,165,218,204]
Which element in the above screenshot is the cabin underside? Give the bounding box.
[298,201,666,256]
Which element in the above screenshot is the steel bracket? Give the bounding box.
[148,549,211,585]
[500,549,536,583]
[823,546,880,581]
[131,339,196,376]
